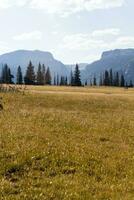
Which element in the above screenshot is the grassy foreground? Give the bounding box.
[0,86,134,200]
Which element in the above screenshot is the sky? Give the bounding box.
[0,0,134,64]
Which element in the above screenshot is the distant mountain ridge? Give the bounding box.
[1,48,134,83]
[82,49,134,83]
[0,50,69,78]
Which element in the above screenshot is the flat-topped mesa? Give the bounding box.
[101,49,134,59]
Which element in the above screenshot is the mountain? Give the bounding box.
[0,50,69,79]
[66,63,88,71]
[82,49,134,83]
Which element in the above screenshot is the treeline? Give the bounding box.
[0,62,82,86]
[87,69,133,87]
[0,63,133,87]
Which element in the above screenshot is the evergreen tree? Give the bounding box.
[60,76,64,86]
[129,80,133,87]
[42,64,46,85]
[45,67,51,85]
[85,80,88,86]
[54,75,57,85]
[109,69,113,86]
[74,64,81,86]
[24,61,35,85]
[57,74,59,86]
[93,76,97,86]
[120,74,125,87]
[65,76,68,86]
[104,70,110,86]
[99,73,103,86]
[115,72,120,87]
[37,63,43,85]
[16,66,23,84]
[70,70,74,86]
[1,64,14,84]
[8,68,14,84]
[90,79,93,86]
[1,64,9,83]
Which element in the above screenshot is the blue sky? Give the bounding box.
[0,0,133,64]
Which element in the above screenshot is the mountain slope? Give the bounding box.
[0,50,69,78]
[82,49,134,83]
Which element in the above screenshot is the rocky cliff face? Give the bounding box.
[0,50,69,78]
[82,49,134,83]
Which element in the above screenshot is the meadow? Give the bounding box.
[0,86,134,200]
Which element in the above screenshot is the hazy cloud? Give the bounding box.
[13,31,42,41]
[0,0,125,16]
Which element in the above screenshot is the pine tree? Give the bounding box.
[60,76,64,86]
[74,64,81,86]
[99,73,103,86]
[1,64,8,83]
[93,76,97,86]
[120,74,125,87]
[90,79,93,86]
[54,75,57,85]
[57,74,59,86]
[85,80,88,86]
[70,70,74,86]
[45,67,51,85]
[8,68,14,84]
[42,64,46,85]
[1,64,14,84]
[37,63,43,85]
[24,61,35,85]
[16,66,23,84]
[104,70,110,86]
[115,72,119,87]
[65,76,68,86]
[129,80,133,87]
[109,69,113,86]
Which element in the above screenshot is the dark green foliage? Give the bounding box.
[24,61,35,85]
[99,73,103,86]
[120,74,125,87]
[109,69,113,86]
[16,66,23,84]
[54,75,57,85]
[85,80,87,86]
[104,70,110,86]
[1,64,14,84]
[129,80,133,87]
[42,64,46,85]
[114,72,120,87]
[99,69,126,87]
[60,76,68,86]
[70,70,74,86]
[57,74,59,86]
[45,67,51,85]
[37,63,44,85]
[74,64,82,86]
[93,76,97,86]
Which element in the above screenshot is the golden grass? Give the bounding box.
[0,86,134,199]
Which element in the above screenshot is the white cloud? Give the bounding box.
[61,33,104,50]
[57,31,134,54]
[92,28,120,37]
[0,0,28,9]
[13,31,42,41]
[0,41,11,54]
[0,0,125,16]
[29,0,125,16]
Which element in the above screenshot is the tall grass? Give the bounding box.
[0,86,134,199]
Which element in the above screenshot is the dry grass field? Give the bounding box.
[0,86,134,200]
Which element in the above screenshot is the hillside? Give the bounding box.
[82,49,134,83]
[0,50,69,78]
